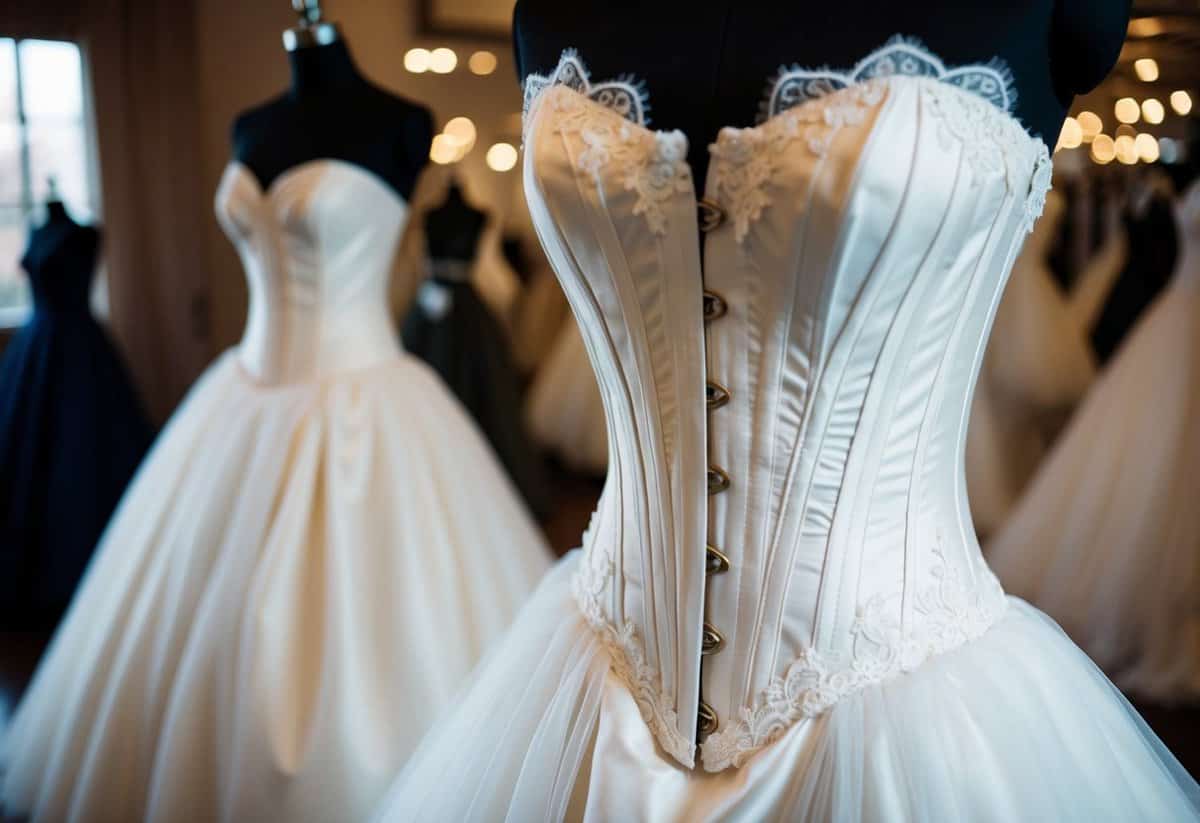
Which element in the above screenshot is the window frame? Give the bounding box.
[0,36,102,328]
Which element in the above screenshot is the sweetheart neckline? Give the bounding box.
[527,73,1047,164]
[222,158,410,208]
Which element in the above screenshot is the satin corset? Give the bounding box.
[216,160,408,384]
[523,40,1052,772]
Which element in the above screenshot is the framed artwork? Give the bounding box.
[419,0,514,40]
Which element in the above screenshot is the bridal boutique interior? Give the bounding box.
[1,0,1200,820]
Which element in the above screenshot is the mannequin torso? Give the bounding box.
[425,184,488,262]
[514,0,1130,182]
[22,203,100,311]
[233,39,433,202]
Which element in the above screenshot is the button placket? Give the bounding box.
[697,196,728,743]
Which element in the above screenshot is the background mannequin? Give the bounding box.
[233,2,432,200]
[404,183,552,516]
[0,188,152,628]
[514,0,1130,180]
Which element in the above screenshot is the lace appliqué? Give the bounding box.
[538,84,690,236]
[571,541,696,767]
[1024,147,1054,233]
[710,81,885,243]
[702,546,1008,771]
[524,48,649,128]
[762,35,1016,122]
[923,81,1052,233]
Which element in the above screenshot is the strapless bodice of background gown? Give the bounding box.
[216,159,408,384]
[523,39,1051,772]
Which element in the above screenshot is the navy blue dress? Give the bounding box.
[0,213,154,628]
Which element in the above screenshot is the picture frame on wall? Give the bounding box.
[419,0,514,40]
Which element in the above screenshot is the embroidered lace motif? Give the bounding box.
[702,543,1009,771]
[524,41,1050,241]
[762,34,1016,122]
[710,81,886,243]
[571,519,696,766]
[537,85,691,236]
[524,48,649,127]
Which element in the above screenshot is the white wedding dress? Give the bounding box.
[374,41,1200,822]
[0,159,551,823]
[988,179,1200,702]
[965,189,1096,538]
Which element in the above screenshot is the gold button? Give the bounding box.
[706,381,730,410]
[707,466,730,494]
[698,198,725,232]
[702,290,727,322]
[697,700,719,739]
[706,544,730,575]
[701,623,725,655]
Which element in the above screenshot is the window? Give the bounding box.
[0,38,98,327]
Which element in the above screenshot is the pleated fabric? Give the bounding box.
[377,554,1200,822]
[988,183,1200,701]
[1,352,551,823]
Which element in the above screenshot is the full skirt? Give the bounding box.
[0,311,153,626]
[374,554,1200,822]
[0,350,552,823]
[987,281,1200,701]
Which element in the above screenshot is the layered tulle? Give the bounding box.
[375,552,1200,822]
[987,281,1200,701]
[1,351,552,823]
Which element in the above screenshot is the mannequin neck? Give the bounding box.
[44,200,70,224]
[288,40,364,96]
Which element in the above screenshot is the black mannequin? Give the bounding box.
[425,183,488,264]
[21,195,100,311]
[514,0,1130,183]
[232,14,433,201]
[405,182,553,516]
[501,234,535,286]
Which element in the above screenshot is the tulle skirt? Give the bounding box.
[525,318,608,476]
[987,282,1200,702]
[374,553,1200,822]
[1,350,552,823]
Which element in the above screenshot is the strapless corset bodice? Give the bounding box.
[216,160,409,384]
[524,40,1052,771]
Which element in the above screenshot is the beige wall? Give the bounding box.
[193,0,526,350]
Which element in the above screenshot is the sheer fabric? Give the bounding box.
[376,40,1200,821]
[988,179,1200,702]
[1,160,552,823]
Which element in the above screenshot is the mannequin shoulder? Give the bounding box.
[1050,0,1132,100]
[230,93,291,147]
[371,87,434,140]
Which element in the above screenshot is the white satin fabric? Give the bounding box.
[376,42,1200,822]
[966,190,1096,538]
[0,159,551,823]
[988,179,1200,702]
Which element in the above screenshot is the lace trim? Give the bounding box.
[761,35,1016,122]
[572,543,695,767]
[702,544,1008,771]
[710,81,886,243]
[525,43,1047,241]
[524,49,649,128]
[1025,147,1054,233]
[538,87,691,236]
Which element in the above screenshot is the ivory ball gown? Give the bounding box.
[374,41,1200,822]
[0,159,552,823]
[988,179,1200,702]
